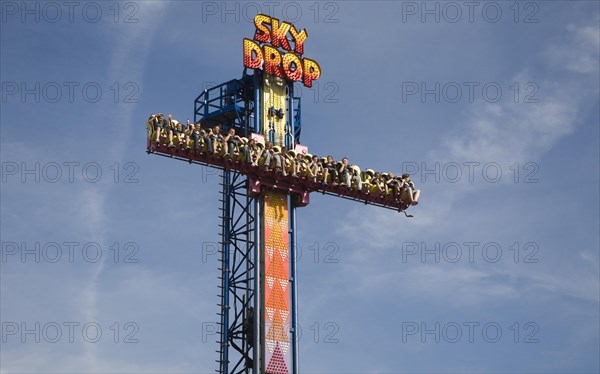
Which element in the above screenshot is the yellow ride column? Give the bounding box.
[261,73,293,373]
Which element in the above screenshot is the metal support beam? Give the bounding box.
[217,169,257,373]
[289,201,299,373]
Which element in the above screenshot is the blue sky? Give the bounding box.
[1,1,599,373]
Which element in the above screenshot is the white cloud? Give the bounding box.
[0,265,216,373]
[104,2,168,161]
[332,19,600,321]
[60,4,169,369]
[443,86,579,164]
[546,19,600,74]
[444,20,598,168]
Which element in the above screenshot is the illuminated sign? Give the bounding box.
[243,14,321,88]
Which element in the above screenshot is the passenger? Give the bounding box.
[253,141,264,167]
[262,142,274,171]
[235,137,247,163]
[317,157,327,184]
[147,114,156,125]
[295,153,303,178]
[306,154,318,182]
[146,114,156,139]
[399,173,421,205]
[244,138,259,166]
[381,173,392,196]
[272,146,286,176]
[190,122,203,151]
[338,157,351,187]
[370,172,386,196]
[386,172,401,199]
[203,127,214,155]
[183,120,193,150]
[303,154,312,179]
[172,122,187,149]
[285,149,297,177]
[152,113,168,144]
[207,125,222,155]
[295,152,307,177]
[223,128,236,158]
[166,114,178,148]
[362,169,375,194]
[294,151,306,178]
[349,165,362,191]
[313,156,325,183]
[323,156,338,185]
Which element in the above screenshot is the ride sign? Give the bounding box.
[243,14,321,88]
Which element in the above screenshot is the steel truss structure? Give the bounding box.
[195,70,301,373]
[217,168,258,373]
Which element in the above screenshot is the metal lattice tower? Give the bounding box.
[194,70,302,373]
[217,168,258,372]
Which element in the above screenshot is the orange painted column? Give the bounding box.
[262,190,291,373]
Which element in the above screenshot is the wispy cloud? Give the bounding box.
[444,21,599,166]
[335,19,600,315]
[545,16,600,74]
[443,87,579,165]
[105,2,168,161]
[71,3,168,370]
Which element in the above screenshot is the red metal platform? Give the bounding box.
[147,139,413,213]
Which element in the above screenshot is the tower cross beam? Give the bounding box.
[147,140,411,213]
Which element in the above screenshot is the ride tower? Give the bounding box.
[147,13,414,374]
[193,68,304,373]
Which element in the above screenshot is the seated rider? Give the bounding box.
[385,172,401,199]
[202,127,214,154]
[272,146,286,176]
[253,140,264,167]
[338,157,351,187]
[244,138,260,166]
[209,125,221,155]
[172,122,187,149]
[295,152,307,178]
[284,149,297,177]
[190,122,203,151]
[370,172,386,196]
[152,113,168,145]
[182,119,193,150]
[306,154,318,182]
[261,142,274,171]
[380,173,392,197]
[223,128,236,159]
[399,173,421,205]
[324,155,338,185]
[361,169,375,194]
[317,157,327,184]
[349,165,362,192]
[166,114,178,148]
[234,137,246,163]
[146,114,156,138]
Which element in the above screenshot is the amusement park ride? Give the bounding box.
[147,14,417,374]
